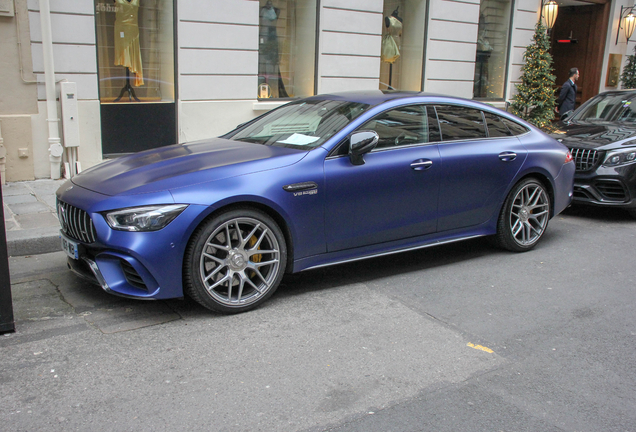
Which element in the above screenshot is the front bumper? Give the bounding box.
[57,181,209,300]
[571,163,636,209]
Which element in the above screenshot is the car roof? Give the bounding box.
[305,90,457,107]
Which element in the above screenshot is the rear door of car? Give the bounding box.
[324,104,441,252]
[434,105,528,232]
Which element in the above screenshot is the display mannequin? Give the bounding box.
[258,1,288,98]
[114,0,143,102]
[381,7,403,88]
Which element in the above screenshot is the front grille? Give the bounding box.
[120,259,148,291]
[57,200,97,243]
[595,180,628,201]
[569,147,602,172]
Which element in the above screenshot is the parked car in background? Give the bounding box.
[549,90,636,218]
[57,91,574,314]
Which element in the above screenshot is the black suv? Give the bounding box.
[550,90,636,218]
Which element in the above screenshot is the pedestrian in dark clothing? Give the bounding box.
[557,68,579,118]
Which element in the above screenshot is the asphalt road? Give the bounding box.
[1,205,635,431]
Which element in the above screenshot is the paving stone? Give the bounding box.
[3,194,37,205]
[15,212,60,229]
[1,182,31,196]
[7,201,51,215]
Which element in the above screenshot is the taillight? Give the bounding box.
[565,151,573,164]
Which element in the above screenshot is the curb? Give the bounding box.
[6,228,61,257]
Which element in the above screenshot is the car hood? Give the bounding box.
[550,121,636,149]
[71,138,308,196]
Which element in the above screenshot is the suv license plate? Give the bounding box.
[60,232,79,260]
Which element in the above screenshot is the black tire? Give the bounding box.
[184,208,287,313]
[496,178,551,252]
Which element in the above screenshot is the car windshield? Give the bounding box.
[228,99,370,149]
[572,93,636,122]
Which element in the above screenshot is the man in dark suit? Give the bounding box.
[557,68,579,118]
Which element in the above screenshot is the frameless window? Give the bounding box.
[229,100,369,149]
[435,106,486,141]
[484,112,512,137]
[359,105,434,149]
[502,118,529,136]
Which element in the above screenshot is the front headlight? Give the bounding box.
[602,147,636,167]
[105,204,188,232]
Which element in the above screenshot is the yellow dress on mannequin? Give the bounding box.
[114,0,144,86]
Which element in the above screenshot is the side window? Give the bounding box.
[502,118,530,136]
[359,105,430,149]
[435,106,487,141]
[484,112,513,137]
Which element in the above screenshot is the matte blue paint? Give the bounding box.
[56,91,574,301]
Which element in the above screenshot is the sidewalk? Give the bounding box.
[2,179,66,256]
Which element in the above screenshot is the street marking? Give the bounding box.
[467,342,494,353]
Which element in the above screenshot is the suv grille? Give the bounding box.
[57,200,97,243]
[569,147,602,171]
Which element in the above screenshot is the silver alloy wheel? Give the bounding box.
[509,183,550,246]
[199,216,281,307]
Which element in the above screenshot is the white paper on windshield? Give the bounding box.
[276,133,320,146]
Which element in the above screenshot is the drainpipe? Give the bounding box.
[38,0,63,179]
[0,120,6,185]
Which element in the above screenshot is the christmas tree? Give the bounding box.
[620,45,636,89]
[510,22,556,129]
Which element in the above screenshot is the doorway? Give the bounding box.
[550,0,610,108]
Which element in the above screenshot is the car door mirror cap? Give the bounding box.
[560,110,574,122]
[349,130,379,166]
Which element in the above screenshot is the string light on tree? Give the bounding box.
[510,22,556,129]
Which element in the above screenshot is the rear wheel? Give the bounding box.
[496,178,551,252]
[184,208,287,313]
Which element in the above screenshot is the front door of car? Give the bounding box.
[324,105,441,252]
[434,106,528,231]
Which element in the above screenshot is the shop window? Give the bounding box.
[473,0,513,100]
[258,0,317,99]
[379,0,427,91]
[94,0,175,103]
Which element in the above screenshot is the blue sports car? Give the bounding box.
[56,91,575,313]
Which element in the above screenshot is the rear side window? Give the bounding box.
[435,106,486,141]
[502,118,529,136]
[484,112,512,137]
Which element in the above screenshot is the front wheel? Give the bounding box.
[496,178,551,252]
[184,208,287,313]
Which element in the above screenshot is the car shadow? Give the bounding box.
[274,236,504,300]
[561,204,635,222]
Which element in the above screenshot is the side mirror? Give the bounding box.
[560,110,574,122]
[349,131,379,166]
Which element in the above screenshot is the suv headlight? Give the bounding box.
[602,147,636,167]
[105,204,188,232]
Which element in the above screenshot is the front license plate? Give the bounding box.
[60,232,79,260]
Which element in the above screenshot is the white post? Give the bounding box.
[0,120,6,185]
[38,0,63,179]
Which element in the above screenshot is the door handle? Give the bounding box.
[499,151,517,162]
[411,159,433,170]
